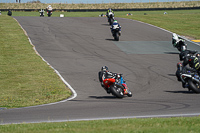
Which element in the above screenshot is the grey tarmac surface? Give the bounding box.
[1,16,200,124]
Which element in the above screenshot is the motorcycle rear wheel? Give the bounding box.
[188,79,200,93]
[114,33,119,41]
[110,84,124,98]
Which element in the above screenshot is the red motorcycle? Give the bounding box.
[99,71,132,98]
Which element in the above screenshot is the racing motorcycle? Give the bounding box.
[47,10,52,17]
[112,27,120,41]
[176,62,200,93]
[98,71,132,98]
[176,50,198,81]
[108,12,114,25]
[181,71,200,93]
[39,10,44,17]
[172,33,187,52]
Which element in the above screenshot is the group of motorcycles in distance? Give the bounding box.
[39,5,53,17]
[106,10,121,41]
[173,33,200,93]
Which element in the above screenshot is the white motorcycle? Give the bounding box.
[172,33,187,52]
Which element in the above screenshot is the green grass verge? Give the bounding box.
[1,117,200,132]
[0,14,72,108]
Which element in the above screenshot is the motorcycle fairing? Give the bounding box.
[103,78,116,88]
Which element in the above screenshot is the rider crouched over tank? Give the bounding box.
[106,8,114,21]
[172,33,187,52]
[110,20,121,36]
[180,52,200,88]
[39,9,45,17]
[98,66,132,98]
[46,5,53,17]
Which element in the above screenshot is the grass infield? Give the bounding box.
[0,15,72,108]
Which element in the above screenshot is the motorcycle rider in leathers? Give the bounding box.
[46,5,53,15]
[100,66,132,96]
[179,49,197,61]
[181,53,200,87]
[101,66,122,93]
[110,20,121,36]
[106,8,114,21]
[172,33,187,52]
[39,8,45,17]
[101,66,115,92]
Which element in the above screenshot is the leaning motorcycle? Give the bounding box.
[108,12,114,25]
[172,33,187,52]
[181,71,200,93]
[176,51,198,82]
[98,71,132,98]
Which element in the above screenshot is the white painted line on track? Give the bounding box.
[13,18,77,109]
[1,113,200,125]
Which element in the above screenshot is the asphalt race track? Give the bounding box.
[1,16,200,124]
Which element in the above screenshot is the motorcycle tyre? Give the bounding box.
[110,19,113,25]
[98,71,103,82]
[188,79,200,93]
[110,84,124,98]
[48,13,51,17]
[114,33,119,41]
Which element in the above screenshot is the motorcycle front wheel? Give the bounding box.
[110,84,124,98]
[98,71,103,82]
[188,79,200,93]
